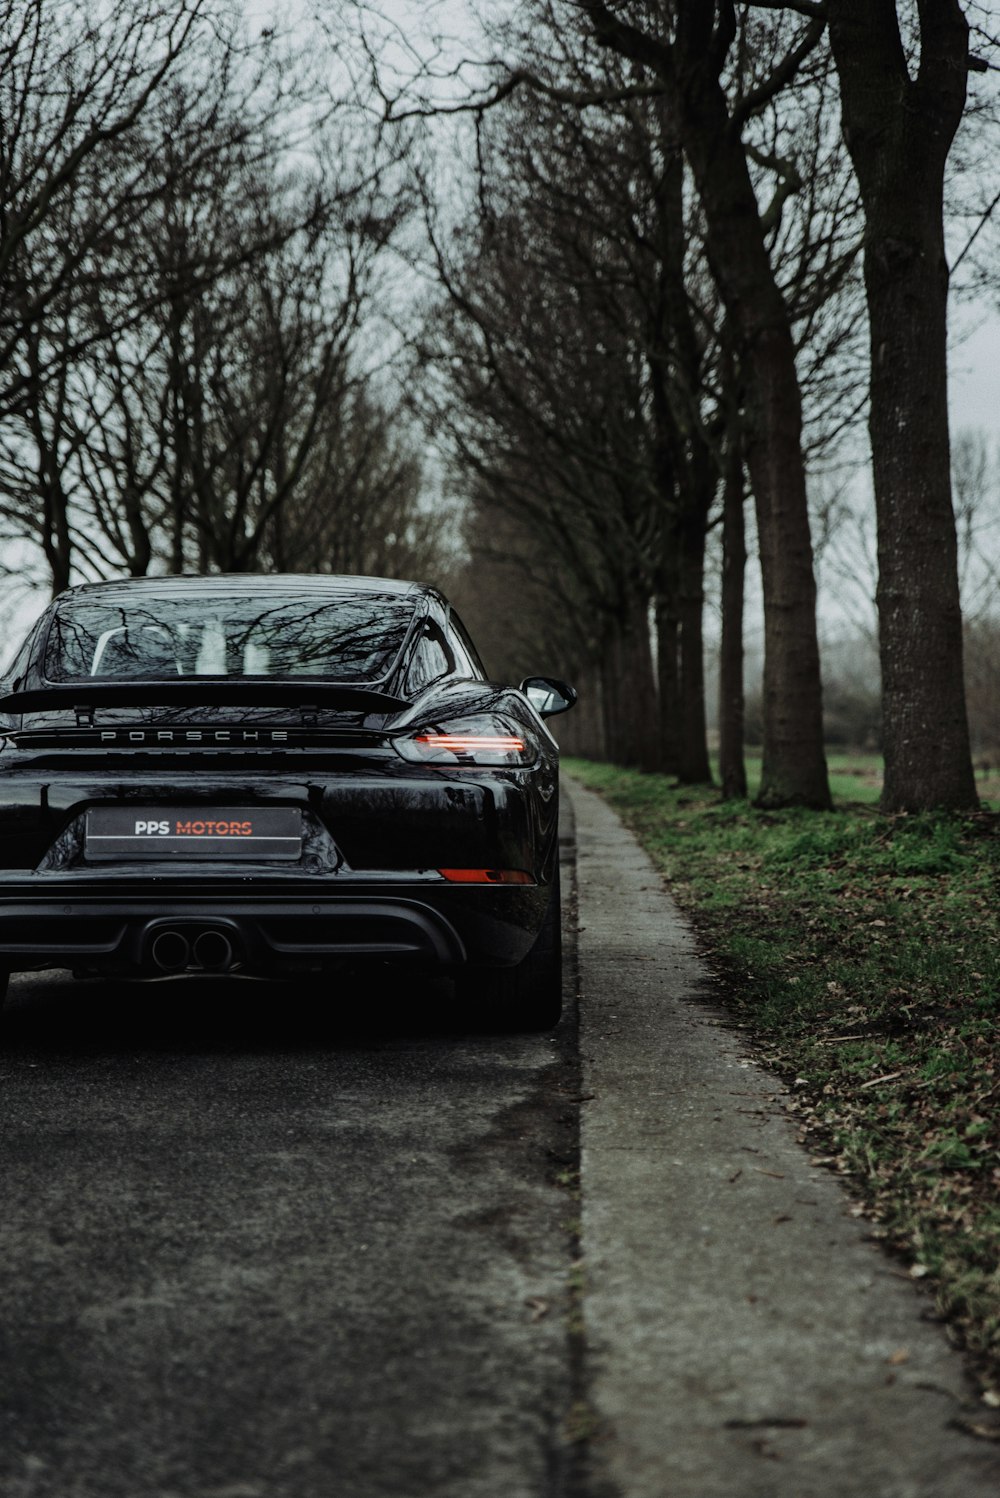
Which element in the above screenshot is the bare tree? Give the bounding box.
[0,6,440,591]
[826,0,979,810]
[0,0,214,422]
[0,0,260,591]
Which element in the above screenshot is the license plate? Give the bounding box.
[84,807,303,861]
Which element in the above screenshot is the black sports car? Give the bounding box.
[0,575,575,1029]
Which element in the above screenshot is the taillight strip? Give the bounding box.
[416,734,526,752]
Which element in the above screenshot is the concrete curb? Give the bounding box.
[569,777,1000,1498]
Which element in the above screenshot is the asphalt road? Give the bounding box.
[0,922,582,1497]
[6,788,1000,1498]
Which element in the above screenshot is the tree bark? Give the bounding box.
[26,331,73,597]
[719,422,748,800]
[599,650,624,765]
[677,508,712,783]
[653,132,712,786]
[654,594,681,774]
[624,599,661,771]
[600,604,660,769]
[827,0,977,811]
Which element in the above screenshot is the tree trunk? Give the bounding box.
[25,320,73,597]
[651,130,712,786]
[599,649,624,764]
[677,512,712,783]
[41,475,72,598]
[719,424,748,800]
[683,102,828,807]
[654,594,681,775]
[600,605,659,769]
[623,599,660,770]
[125,488,153,577]
[827,0,977,811]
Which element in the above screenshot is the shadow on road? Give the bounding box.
[0,968,506,1057]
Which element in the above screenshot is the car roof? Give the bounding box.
[54,574,431,604]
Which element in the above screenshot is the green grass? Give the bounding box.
[565,756,1000,1396]
[731,751,1000,809]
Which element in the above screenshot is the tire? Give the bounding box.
[460,869,563,1032]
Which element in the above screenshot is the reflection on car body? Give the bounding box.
[0,574,576,1030]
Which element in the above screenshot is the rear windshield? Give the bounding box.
[43,592,417,683]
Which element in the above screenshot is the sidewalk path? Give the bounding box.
[569,778,1000,1498]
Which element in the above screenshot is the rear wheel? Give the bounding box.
[459,870,563,1032]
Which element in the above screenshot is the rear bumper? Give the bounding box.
[0,877,549,976]
[0,765,558,976]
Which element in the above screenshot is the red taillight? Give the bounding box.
[415,734,525,753]
[438,868,534,884]
[394,716,538,767]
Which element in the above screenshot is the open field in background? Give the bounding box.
[741,752,1000,809]
[564,757,1000,1407]
[826,752,883,804]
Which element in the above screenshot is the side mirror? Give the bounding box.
[519,676,578,718]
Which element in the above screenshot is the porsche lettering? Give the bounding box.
[97,729,288,744]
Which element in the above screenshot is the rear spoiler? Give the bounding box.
[0,681,409,715]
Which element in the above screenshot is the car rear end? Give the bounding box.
[0,576,560,992]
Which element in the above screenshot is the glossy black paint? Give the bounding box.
[0,575,572,983]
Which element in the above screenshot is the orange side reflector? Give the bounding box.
[438,868,534,885]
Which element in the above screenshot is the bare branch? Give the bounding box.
[732,15,827,128]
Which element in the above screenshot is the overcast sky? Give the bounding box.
[950,307,1000,435]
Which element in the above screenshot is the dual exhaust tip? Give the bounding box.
[150,928,234,974]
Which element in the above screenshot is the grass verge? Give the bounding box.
[565,756,1000,1401]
